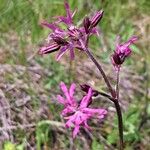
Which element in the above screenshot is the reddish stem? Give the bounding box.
[79,38,123,149]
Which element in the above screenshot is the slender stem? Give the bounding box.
[79,39,123,149]
[114,100,124,150]
[97,90,124,149]
[79,39,115,97]
[116,70,120,99]
[85,48,116,98]
[115,70,123,149]
[97,91,114,102]
[85,48,124,149]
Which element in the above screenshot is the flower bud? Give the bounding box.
[80,84,99,97]
[39,43,60,55]
[112,53,126,65]
[52,36,68,45]
[90,10,104,28]
[83,17,91,34]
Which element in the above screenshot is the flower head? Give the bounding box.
[57,82,107,138]
[111,35,138,70]
[39,1,84,61]
[39,1,103,61]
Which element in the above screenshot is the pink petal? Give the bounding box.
[41,22,60,32]
[91,27,100,36]
[74,112,89,125]
[69,46,75,59]
[79,88,92,108]
[57,16,69,24]
[129,36,138,42]
[57,95,65,104]
[64,1,72,21]
[56,46,68,61]
[65,115,76,128]
[61,106,76,116]
[69,83,76,97]
[73,125,80,138]
[74,113,82,125]
[124,48,131,56]
[83,121,91,131]
[60,82,70,99]
[59,82,77,106]
[115,36,121,53]
[124,36,138,47]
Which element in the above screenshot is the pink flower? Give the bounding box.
[111,36,138,70]
[39,5,83,60]
[57,82,107,138]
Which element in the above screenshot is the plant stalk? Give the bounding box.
[80,39,124,149]
[116,69,120,99]
[114,100,124,150]
[97,91,124,150]
[86,49,124,149]
[85,48,116,98]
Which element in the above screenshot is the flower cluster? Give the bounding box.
[57,82,107,138]
[39,1,103,60]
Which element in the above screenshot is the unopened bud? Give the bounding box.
[112,53,126,65]
[83,17,91,34]
[91,10,104,28]
[39,43,60,55]
[80,84,99,97]
[52,36,68,45]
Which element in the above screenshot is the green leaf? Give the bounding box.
[107,130,118,144]
[130,45,141,54]
[92,139,103,150]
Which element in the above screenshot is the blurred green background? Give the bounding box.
[0,0,150,149]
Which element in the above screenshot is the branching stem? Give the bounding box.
[80,39,124,149]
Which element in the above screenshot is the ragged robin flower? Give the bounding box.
[57,82,107,138]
